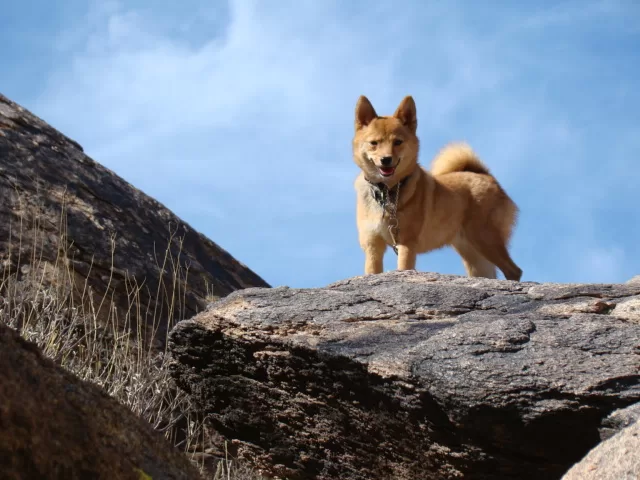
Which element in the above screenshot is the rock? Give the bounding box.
[0,322,202,480]
[0,94,269,343]
[599,401,640,441]
[562,420,639,480]
[169,271,640,480]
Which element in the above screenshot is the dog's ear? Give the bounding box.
[355,95,377,131]
[393,96,417,133]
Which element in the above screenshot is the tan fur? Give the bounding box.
[352,95,522,281]
[430,142,490,176]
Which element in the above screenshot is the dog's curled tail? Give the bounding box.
[430,142,490,176]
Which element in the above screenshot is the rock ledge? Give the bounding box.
[170,271,640,479]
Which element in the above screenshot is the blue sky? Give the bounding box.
[2,0,639,288]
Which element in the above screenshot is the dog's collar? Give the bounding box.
[365,172,412,207]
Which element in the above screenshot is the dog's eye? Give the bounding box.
[369,141,378,146]
[393,139,403,146]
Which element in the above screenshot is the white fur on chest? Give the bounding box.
[356,181,394,244]
[361,213,391,240]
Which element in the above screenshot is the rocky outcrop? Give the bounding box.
[562,402,640,479]
[0,322,201,480]
[0,94,268,343]
[169,271,640,480]
[598,401,640,441]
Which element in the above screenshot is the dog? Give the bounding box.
[352,95,522,281]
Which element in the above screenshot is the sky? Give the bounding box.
[2,0,639,288]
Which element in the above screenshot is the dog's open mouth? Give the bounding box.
[379,167,396,177]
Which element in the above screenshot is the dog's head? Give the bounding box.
[352,95,419,183]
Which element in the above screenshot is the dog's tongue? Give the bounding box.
[380,167,395,175]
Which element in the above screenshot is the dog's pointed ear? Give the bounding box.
[355,95,377,131]
[393,96,417,133]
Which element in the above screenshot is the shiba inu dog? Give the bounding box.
[352,95,522,281]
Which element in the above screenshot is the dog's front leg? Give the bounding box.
[396,245,417,271]
[362,235,386,274]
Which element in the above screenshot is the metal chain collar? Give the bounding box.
[381,182,401,255]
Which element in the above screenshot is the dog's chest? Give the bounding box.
[362,215,389,238]
[359,193,393,242]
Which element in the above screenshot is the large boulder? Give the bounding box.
[0,322,201,480]
[0,93,269,343]
[169,271,640,480]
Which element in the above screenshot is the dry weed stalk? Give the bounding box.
[0,189,263,479]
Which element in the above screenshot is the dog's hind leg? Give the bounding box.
[463,227,522,281]
[452,233,497,279]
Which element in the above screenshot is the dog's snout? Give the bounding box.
[380,156,393,166]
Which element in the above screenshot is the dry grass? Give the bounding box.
[0,197,265,480]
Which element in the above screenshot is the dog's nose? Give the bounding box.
[380,156,393,166]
